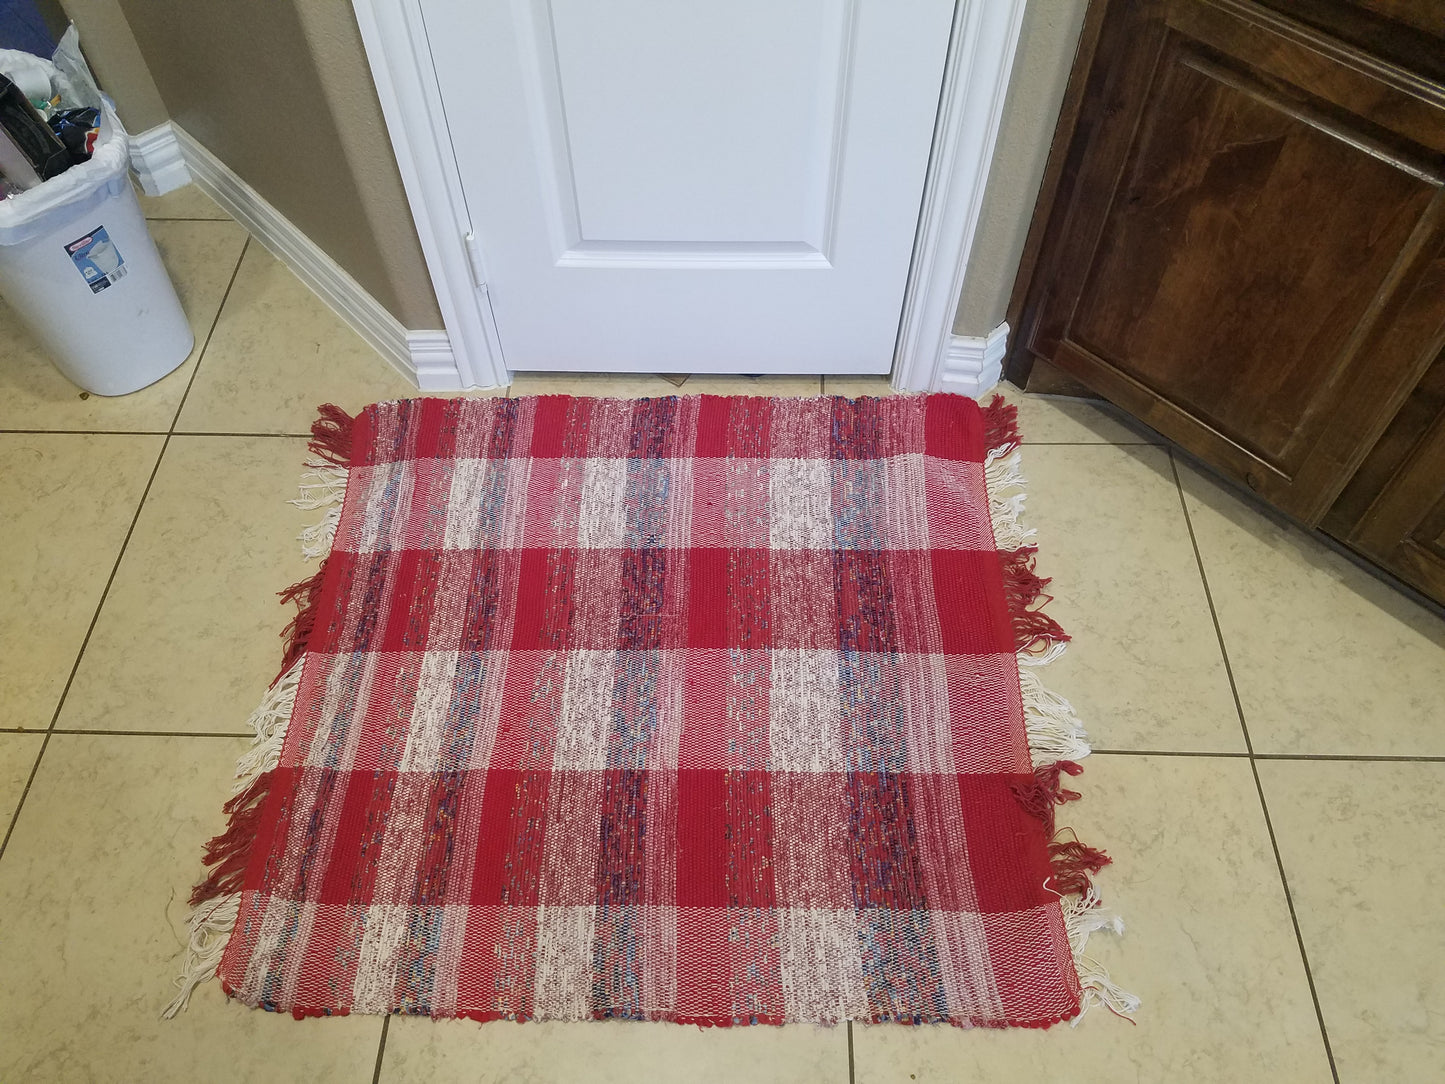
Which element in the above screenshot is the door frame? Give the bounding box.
[352,0,1026,391]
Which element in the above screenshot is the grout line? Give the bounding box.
[1092,748,1249,758]
[1168,449,1340,1084]
[847,1020,856,1084]
[0,429,170,436]
[1023,439,1161,446]
[0,430,312,438]
[47,729,253,739]
[168,235,251,433]
[0,732,52,863]
[168,432,314,439]
[371,1015,391,1084]
[1254,752,1445,764]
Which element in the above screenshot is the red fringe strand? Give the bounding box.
[308,403,356,467]
[982,393,1020,457]
[189,771,274,906]
[1011,761,1113,897]
[999,546,1071,655]
[1047,839,1113,896]
[276,564,328,683]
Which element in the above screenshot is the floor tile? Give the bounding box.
[507,372,824,398]
[0,733,43,827]
[0,221,248,433]
[177,245,418,434]
[0,434,162,730]
[138,183,230,221]
[1259,760,1445,1084]
[1180,464,1445,756]
[1022,445,1243,752]
[58,437,313,734]
[381,1015,847,1084]
[992,381,1164,444]
[0,734,382,1082]
[852,754,1332,1082]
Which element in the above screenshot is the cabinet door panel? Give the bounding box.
[1028,0,1445,522]
[1349,414,1445,601]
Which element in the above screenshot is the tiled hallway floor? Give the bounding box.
[2,188,1443,1083]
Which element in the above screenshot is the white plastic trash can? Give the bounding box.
[0,100,192,396]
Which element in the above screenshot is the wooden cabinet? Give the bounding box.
[1325,350,1445,599]
[1008,0,1445,604]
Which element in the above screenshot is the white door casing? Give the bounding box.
[352,0,1026,391]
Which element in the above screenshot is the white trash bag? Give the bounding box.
[0,40,192,396]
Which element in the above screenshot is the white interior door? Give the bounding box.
[420,0,956,374]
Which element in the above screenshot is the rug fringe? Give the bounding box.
[166,409,353,1019]
[276,565,328,682]
[162,894,242,1020]
[981,392,1137,1024]
[982,393,1021,458]
[999,546,1071,657]
[163,657,303,1017]
[984,451,1036,551]
[308,403,356,467]
[1020,666,1092,763]
[292,464,348,561]
[1063,887,1142,1025]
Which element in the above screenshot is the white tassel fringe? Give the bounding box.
[984,451,1037,551]
[162,895,241,1019]
[1020,667,1092,763]
[291,465,347,561]
[983,424,1138,1024]
[1063,887,1142,1024]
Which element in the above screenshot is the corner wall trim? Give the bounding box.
[937,322,1008,398]
[129,122,191,197]
[351,0,510,389]
[169,123,462,390]
[892,0,1027,394]
[407,330,465,391]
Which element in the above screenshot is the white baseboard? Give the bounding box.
[937,322,1008,398]
[407,329,465,391]
[142,122,461,389]
[129,122,191,197]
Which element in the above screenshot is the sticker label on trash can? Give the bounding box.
[64,226,128,293]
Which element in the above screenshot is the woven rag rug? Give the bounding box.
[165,392,1134,1028]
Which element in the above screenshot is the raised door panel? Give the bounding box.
[534,1,851,261]
[1028,0,1445,522]
[1348,412,1445,602]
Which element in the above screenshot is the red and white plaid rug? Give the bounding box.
[167,393,1133,1028]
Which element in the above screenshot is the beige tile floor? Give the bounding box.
[1,186,1442,1083]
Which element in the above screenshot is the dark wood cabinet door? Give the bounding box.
[1346,409,1445,599]
[1019,0,1445,524]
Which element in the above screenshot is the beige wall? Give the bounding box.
[953,0,1087,338]
[104,0,441,329]
[55,0,167,131]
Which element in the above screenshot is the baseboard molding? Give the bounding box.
[129,122,191,197]
[165,123,462,389]
[937,322,1008,398]
[407,329,465,391]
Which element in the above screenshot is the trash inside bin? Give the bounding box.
[0,47,191,396]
